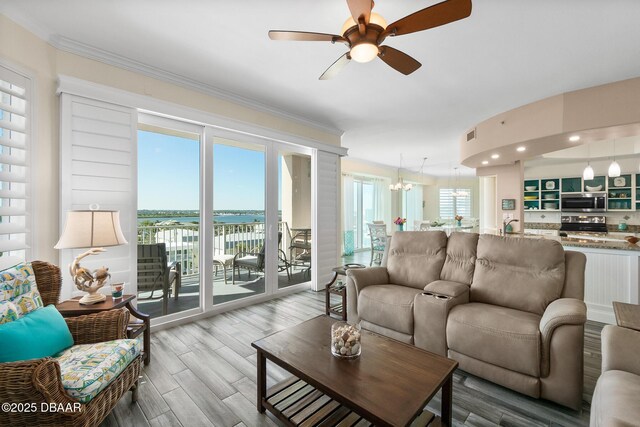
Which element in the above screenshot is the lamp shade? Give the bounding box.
[608,160,621,178]
[55,210,128,249]
[583,164,595,180]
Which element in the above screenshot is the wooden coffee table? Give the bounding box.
[252,315,458,427]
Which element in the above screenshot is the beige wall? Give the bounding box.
[477,162,524,232]
[0,15,340,263]
[463,77,640,169]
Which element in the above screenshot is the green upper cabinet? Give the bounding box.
[561,177,582,193]
[636,174,640,210]
[523,179,540,210]
[583,175,606,192]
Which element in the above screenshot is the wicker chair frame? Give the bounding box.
[0,261,142,427]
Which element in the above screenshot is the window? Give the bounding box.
[439,188,471,219]
[0,65,31,259]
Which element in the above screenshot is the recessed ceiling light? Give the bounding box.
[516,146,526,152]
[482,160,489,165]
[491,154,500,159]
[569,135,580,142]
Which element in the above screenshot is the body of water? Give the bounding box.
[138,214,266,224]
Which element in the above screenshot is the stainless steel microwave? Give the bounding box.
[560,192,607,213]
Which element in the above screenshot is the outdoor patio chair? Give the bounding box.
[367,223,387,266]
[137,243,181,316]
[233,232,290,284]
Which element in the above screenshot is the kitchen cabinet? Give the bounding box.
[524,173,638,211]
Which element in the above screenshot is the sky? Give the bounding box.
[138,130,278,211]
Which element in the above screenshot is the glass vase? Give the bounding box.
[331,321,361,359]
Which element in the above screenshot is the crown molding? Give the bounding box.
[57,74,349,157]
[49,35,343,137]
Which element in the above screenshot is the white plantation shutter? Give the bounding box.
[313,151,339,291]
[0,65,31,258]
[59,93,137,299]
[439,188,471,219]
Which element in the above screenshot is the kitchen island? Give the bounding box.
[510,230,640,323]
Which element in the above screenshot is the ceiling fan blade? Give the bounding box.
[269,30,344,42]
[378,46,422,75]
[346,0,373,24]
[382,0,471,38]
[319,53,351,80]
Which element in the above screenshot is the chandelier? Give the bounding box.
[451,167,469,198]
[389,154,413,192]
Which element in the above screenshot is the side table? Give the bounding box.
[56,294,151,365]
[325,264,366,321]
[613,301,640,332]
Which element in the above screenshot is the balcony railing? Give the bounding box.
[137,221,288,277]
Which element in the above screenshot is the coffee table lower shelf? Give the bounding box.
[263,377,440,427]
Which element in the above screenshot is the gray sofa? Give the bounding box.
[346,231,587,410]
[591,325,640,426]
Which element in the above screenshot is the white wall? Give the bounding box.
[0,14,340,264]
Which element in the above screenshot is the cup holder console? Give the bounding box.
[421,292,451,300]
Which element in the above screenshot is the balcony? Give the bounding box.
[136,221,311,318]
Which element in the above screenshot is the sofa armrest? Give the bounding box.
[346,267,389,293]
[601,324,640,376]
[65,308,130,345]
[539,298,586,376]
[345,267,389,323]
[0,358,81,424]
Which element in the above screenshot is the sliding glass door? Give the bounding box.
[212,137,266,304]
[136,116,316,324]
[137,120,202,320]
[277,145,313,288]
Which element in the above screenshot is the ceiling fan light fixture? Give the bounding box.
[340,12,387,35]
[350,42,379,63]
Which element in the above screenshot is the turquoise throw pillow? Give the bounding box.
[0,305,74,363]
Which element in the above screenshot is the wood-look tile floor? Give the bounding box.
[100,291,600,427]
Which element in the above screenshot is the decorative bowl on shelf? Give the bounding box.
[543,193,556,200]
[625,236,639,245]
[525,186,537,191]
[586,185,602,191]
[543,202,558,210]
[524,196,538,200]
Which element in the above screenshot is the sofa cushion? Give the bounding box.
[591,370,640,427]
[447,303,542,377]
[440,232,479,285]
[386,231,447,289]
[471,234,565,315]
[358,285,423,335]
[0,305,74,362]
[56,339,141,403]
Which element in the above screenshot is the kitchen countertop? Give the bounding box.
[503,230,640,252]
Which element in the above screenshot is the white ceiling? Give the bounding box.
[2,0,640,176]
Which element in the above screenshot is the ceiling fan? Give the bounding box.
[268,0,472,80]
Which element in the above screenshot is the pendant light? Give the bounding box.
[583,144,594,180]
[608,139,621,178]
[389,154,412,192]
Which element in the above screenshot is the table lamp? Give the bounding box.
[55,208,128,305]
